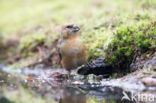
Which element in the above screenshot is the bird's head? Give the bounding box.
[61,24,80,39]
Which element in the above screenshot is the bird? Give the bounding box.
[57,24,88,72]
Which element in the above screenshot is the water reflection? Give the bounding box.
[0,66,134,103]
[56,87,87,103]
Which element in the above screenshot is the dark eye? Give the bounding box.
[66,25,74,29]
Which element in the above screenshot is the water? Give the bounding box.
[0,65,134,103]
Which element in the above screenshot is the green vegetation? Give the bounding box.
[0,0,156,63]
[105,21,156,71]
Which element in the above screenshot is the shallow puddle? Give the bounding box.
[0,65,136,103]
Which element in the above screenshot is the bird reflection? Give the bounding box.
[56,86,86,103]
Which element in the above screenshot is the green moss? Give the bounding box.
[105,21,156,71]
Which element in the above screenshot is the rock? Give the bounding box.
[49,72,68,80]
[130,52,156,72]
[141,77,156,87]
[77,58,115,77]
[143,52,156,71]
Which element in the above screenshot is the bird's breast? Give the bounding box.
[60,40,84,56]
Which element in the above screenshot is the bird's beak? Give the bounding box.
[73,26,80,32]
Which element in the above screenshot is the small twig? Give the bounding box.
[24,47,60,68]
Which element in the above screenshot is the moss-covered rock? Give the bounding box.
[105,21,156,72]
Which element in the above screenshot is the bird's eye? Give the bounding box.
[66,25,74,29]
